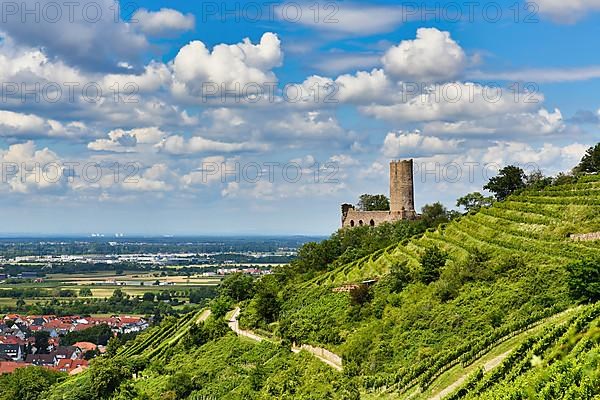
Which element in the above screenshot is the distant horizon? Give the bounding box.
[0,233,328,239]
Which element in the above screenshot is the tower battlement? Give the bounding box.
[341,159,417,228]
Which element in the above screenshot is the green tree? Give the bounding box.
[387,260,412,293]
[253,275,281,323]
[566,257,600,301]
[211,296,233,319]
[106,336,122,357]
[525,169,552,189]
[573,143,600,174]
[219,272,255,301]
[0,366,63,400]
[420,202,451,228]
[110,289,125,302]
[142,292,156,302]
[483,165,526,201]
[34,331,50,354]
[62,324,113,346]
[15,297,26,310]
[89,357,132,398]
[357,194,390,211]
[419,246,448,284]
[349,284,372,306]
[166,372,194,398]
[79,287,93,297]
[456,192,495,213]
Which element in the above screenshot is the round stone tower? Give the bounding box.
[389,160,415,213]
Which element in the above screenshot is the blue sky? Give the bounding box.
[0,0,598,235]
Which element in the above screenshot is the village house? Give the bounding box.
[0,344,23,361]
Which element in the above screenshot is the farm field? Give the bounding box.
[0,269,224,310]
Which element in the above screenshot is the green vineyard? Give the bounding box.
[448,303,600,399]
[318,174,600,285]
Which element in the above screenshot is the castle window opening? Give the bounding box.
[370,219,375,226]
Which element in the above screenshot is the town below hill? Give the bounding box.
[0,314,148,375]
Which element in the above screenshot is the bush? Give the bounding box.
[349,284,372,306]
[419,246,448,284]
[566,257,600,301]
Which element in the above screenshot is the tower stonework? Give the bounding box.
[341,159,418,228]
[389,160,415,213]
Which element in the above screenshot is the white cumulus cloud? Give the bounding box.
[382,28,466,82]
[133,8,195,35]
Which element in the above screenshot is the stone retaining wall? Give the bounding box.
[571,232,600,241]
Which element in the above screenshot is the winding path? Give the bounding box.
[227,307,267,342]
[428,350,511,400]
[197,309,212,323]
[227,307,343,371]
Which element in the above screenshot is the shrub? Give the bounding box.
[419,246,448,284]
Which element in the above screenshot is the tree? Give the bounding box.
[525,169,552,189]
[421,202,451,228]
[484,165,526,201]
[62,324,113,346]
[106,337,122,357]
[142,292,156,302]
[573,143,600,174]
[419,246,448,284]
[456,192,494,213]
[252,275,281,323]
[219,273,255,301]
[566,257,600,301]
[110,289,125,302]
[15,298,26,310]
[210,296,232,319]
[79,288,93,297]
[89,357,132,399]
[387,260,412,293]
[0,366,63,400]
[349,284,372,306]
[166,372,194,399]
[34,331,50,354]
[357,194,390,211]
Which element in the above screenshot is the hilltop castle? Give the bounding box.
[341,160,418,227]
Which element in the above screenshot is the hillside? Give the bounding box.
[315,174,600,285]
[257,173,600,397]
[6,173,600,400]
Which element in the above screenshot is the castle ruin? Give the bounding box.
[341,159,418,228]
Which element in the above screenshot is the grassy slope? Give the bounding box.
[277,175,600,396]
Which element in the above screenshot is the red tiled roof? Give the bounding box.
[0,361,30,374]
[43,321,71,330]
[73,342,97,352]
[119,316,141,324]
[54,358,88,372]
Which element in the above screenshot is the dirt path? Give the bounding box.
[197,309,211,323]
[291,344,343,371]
[428,350,512,400]
[227,307,343,371]
[227,307,266,342]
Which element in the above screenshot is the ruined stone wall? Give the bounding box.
[571,232,600,241]
[390,160,415,213]
[341,208,417,228]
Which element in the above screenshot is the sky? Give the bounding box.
[0,0,598,235]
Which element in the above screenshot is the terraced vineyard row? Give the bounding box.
[119,309,204,359]
[447,302,600,399]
